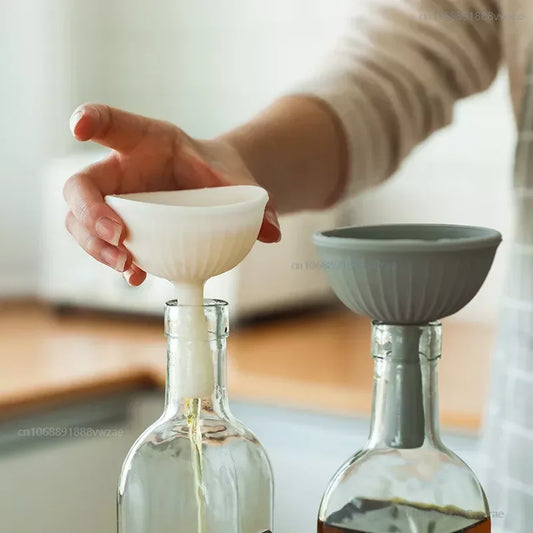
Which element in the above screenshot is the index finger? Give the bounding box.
[70,103,153,153]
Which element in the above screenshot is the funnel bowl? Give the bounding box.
[105,185,269,283]
[313,224,502,324]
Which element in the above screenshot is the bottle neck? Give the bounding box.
[164,336,231,419]
[163,300,231,420]
[367,322,442,449]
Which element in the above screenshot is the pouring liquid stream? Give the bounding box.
[185,397,207,533]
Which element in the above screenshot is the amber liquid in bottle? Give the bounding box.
[317,498,490,533]
[318,522,489,533]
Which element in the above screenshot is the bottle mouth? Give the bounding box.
[371,320,442,327]
[165,298,229,309]
[371,321,442,361]
[164,299,229,339]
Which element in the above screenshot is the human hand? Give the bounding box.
[63,104,281,286]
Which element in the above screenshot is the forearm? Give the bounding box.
[271,0,502,200]
[222,0,502,214]
[220,95,348,213]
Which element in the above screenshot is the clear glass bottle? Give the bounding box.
[118,299,273,533]
[317,322,490,533]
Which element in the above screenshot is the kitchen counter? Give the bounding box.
[0,301,495,430]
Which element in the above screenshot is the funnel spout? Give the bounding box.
[370,323,442,450]
[172,283,204,306]
[384,326,424,448]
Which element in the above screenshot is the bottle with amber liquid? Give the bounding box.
[317,322,490,533]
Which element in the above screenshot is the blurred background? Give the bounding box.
[0,0,515,531]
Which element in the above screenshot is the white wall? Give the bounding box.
[1,2,50,294]
[0,1,76,296]
[1,0,352,297]
[1,0,516,317]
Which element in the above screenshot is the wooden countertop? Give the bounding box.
[0,301,495,431]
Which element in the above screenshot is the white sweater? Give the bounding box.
[300,0,533,196]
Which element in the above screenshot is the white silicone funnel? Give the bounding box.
[105,185,268,399]
[105,185,268,292]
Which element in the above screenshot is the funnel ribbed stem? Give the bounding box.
[384,326,425,448]
[168,285,215,399]
[369,323,443,450]
[173,283,204,306]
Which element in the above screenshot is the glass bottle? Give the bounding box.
[317,322,490,533]
[118,299,273,533]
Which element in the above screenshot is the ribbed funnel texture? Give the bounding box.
[313,224,501,324]
[129,221,261,283]
[105,186,268,284]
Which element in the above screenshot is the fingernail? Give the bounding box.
[96,217,122,246]
[101,247,127,272]
[123,270,133,285]
[69,110,84,135]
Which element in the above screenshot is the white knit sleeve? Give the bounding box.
[292,0,503,198]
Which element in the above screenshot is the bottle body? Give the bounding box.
[118,300,273,533]
[118,409,272,532]
[318,323,490,533]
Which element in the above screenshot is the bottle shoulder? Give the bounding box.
[118,412,274,525]
[127,413,266,451]
[320,444,488,518]
[337,445,484,488]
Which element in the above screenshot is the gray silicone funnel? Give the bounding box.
[312,224,502,324]
[313,224,501,449]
